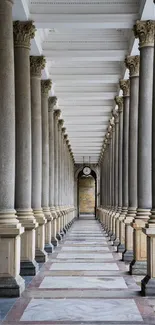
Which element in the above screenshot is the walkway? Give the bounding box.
[2,217,155,324]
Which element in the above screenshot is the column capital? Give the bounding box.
[48,96,57,111]
[30,56,46,77]
[112,107,119,123]
[64,134,68,142]
[13,21,36,49]
[62,127,66,134]
[133,20,155,48]
[115,96,123,113]
[54,109,61,119]
[41,79,52,95]
[58,119,64,129]
[125,55,140,77]
[119,79,130,97]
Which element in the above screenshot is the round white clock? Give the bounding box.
[83,166,91,176]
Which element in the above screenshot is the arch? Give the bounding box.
[76,166,97,219]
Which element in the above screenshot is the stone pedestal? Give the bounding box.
[14,21,38,275]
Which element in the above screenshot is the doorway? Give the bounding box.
[77,169,97,218]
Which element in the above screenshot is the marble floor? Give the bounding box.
[1,217,155,324]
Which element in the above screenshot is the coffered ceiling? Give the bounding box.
[13,0,154,163]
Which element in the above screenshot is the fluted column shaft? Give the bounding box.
[0,0,24,297]
[113,109,120,245]
[141,20,155,295]
[41,80,53,255]
[30,56,47,271]
[116,98,124,252]
[130,20,154,275]
[48,97,58,246]
[123,56,140,262]
[54,110,62,238]
[14,21,37,275]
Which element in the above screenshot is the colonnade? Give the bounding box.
[98,20,155,296]
[0,0,75,297]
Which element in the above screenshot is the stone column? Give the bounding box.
[109,118,115,239]
[115,97,124,252]
[130,20,154,275]
[48,96,58,246]
[117,80,130,252]
[14,21,38,275]
[113,107,120,245]
[54,109,62,238]
[58,119,65,236]
[62,127,67,232]
[41,80,53,256]
[141,19,155,296]
[122,56,140,262]
[30,56,46,271]
[0,0,25,297]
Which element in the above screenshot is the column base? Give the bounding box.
[60,230,65,237]
[63,227,67,234]
[113,238,120,247]
[110,234,116,241]
[35,249,48,263]
[117,243,125,253]
[20,260,39,276]
[56,233,62,241]
[141,275,155,296]
[122,250,133,262]
[44,243,54,253]
[129,260,147,275]
[0,275,25,297]
[51,237,58,246]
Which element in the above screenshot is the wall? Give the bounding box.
[79,176,95,214]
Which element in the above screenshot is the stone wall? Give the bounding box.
[79,176,95,214]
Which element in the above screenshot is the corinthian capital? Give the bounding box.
[30,56,46,77]
[133,20,155,48]
[48,96,57,111]
[13,21,36,49]
[115,96,123,113]
[58,119,64,129]
[125,55,140,77]
[41,79,52,94]
[62,127,66,135]
[119,79,130,97]
[54,109,61,119]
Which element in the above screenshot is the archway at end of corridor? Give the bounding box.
[77,169,97,219]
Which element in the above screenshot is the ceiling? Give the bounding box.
[13,0,154,164]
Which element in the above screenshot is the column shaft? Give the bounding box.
[130,20,154,275]
[14,21,37,275]
[0,0,24,297]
